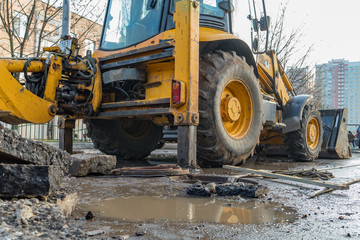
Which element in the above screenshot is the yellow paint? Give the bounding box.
[260,129,285,145]
[0,61,55,124]
[307,117,320,150]
[94,27,235,60]
[278,63,293,93]
[221,79,253,139]
[257,51,290,106]
[90,2,246,121]
[86,61,102,113]
[145,62,174,100]
[0,59,44,73]
[199,27,238,42]
[173,0,199,125]
[44,56,62,102]
[43,46,61,53]
[221,97,241,122]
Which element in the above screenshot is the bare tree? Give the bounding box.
[264,3,324,107]
[34,0,61,57]
[0,0,104,137]
[0,0,105,58]
[0,0,37,57]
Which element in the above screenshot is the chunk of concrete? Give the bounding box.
[0,164,62,197]
[0,124,73,173]
[86,230,105,236]
[68,154,116,177]
[16,205,34,225]
[56,192,78,216]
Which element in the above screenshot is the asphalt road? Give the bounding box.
[65,146,360,239]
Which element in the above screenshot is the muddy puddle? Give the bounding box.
[79,196,297,224]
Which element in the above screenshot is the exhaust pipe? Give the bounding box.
[62,0,71,38]
[59,0,74,54]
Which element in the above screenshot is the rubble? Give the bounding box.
[215,183,269,198]
[186,183,212,197]
[54,192,78,217]
[186,182,269,198]
[86,229,105,236]
[69,154,116,177]
[0,198,86,239]
[0,164,62,198]
[0,124,72,173]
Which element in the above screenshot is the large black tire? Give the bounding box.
[284,105,323,161]
[197,51,263,167]
[85,118,163,159]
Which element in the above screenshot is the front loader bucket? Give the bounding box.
[319,108,351,159]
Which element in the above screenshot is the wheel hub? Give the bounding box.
[220,79,253,139]
[307,117,320,150]
[309,124,317,143]
[221,97,241,122]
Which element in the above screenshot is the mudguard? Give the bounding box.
[282,95,313,134]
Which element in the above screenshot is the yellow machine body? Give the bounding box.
[0,0,348,162]
[0,0,276,128]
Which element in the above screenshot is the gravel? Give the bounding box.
[0,197,86,239]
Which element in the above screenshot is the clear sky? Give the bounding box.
[265,0,360,65]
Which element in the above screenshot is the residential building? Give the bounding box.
[315,59,360,125]
[0,1,102,58]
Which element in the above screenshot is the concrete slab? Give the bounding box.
[68,154,116,177]
[0,124,73,173]
[0,164,62,198]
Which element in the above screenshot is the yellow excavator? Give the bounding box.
[0,0,350,167]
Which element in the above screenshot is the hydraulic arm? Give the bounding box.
[0,45,102,125]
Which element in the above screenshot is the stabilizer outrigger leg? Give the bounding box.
[173,0,199,168]
[58,117,75,154]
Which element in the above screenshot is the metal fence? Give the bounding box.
[2,116,91,142]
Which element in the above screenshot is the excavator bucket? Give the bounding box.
[319,108,351,159]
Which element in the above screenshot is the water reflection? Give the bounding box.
[81,196,297,224]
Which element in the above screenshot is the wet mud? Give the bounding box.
[79,196,297,225]
[64,150,360,239]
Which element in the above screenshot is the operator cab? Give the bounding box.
[100,0,233,51]
[101,0,269,54]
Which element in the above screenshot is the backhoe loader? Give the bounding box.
[0,0,350,167]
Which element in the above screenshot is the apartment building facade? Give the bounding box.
[0,1,102,59]
[315,59,360,125]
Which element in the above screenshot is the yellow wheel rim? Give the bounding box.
[307,117,320,150]
[220,79,253,139]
